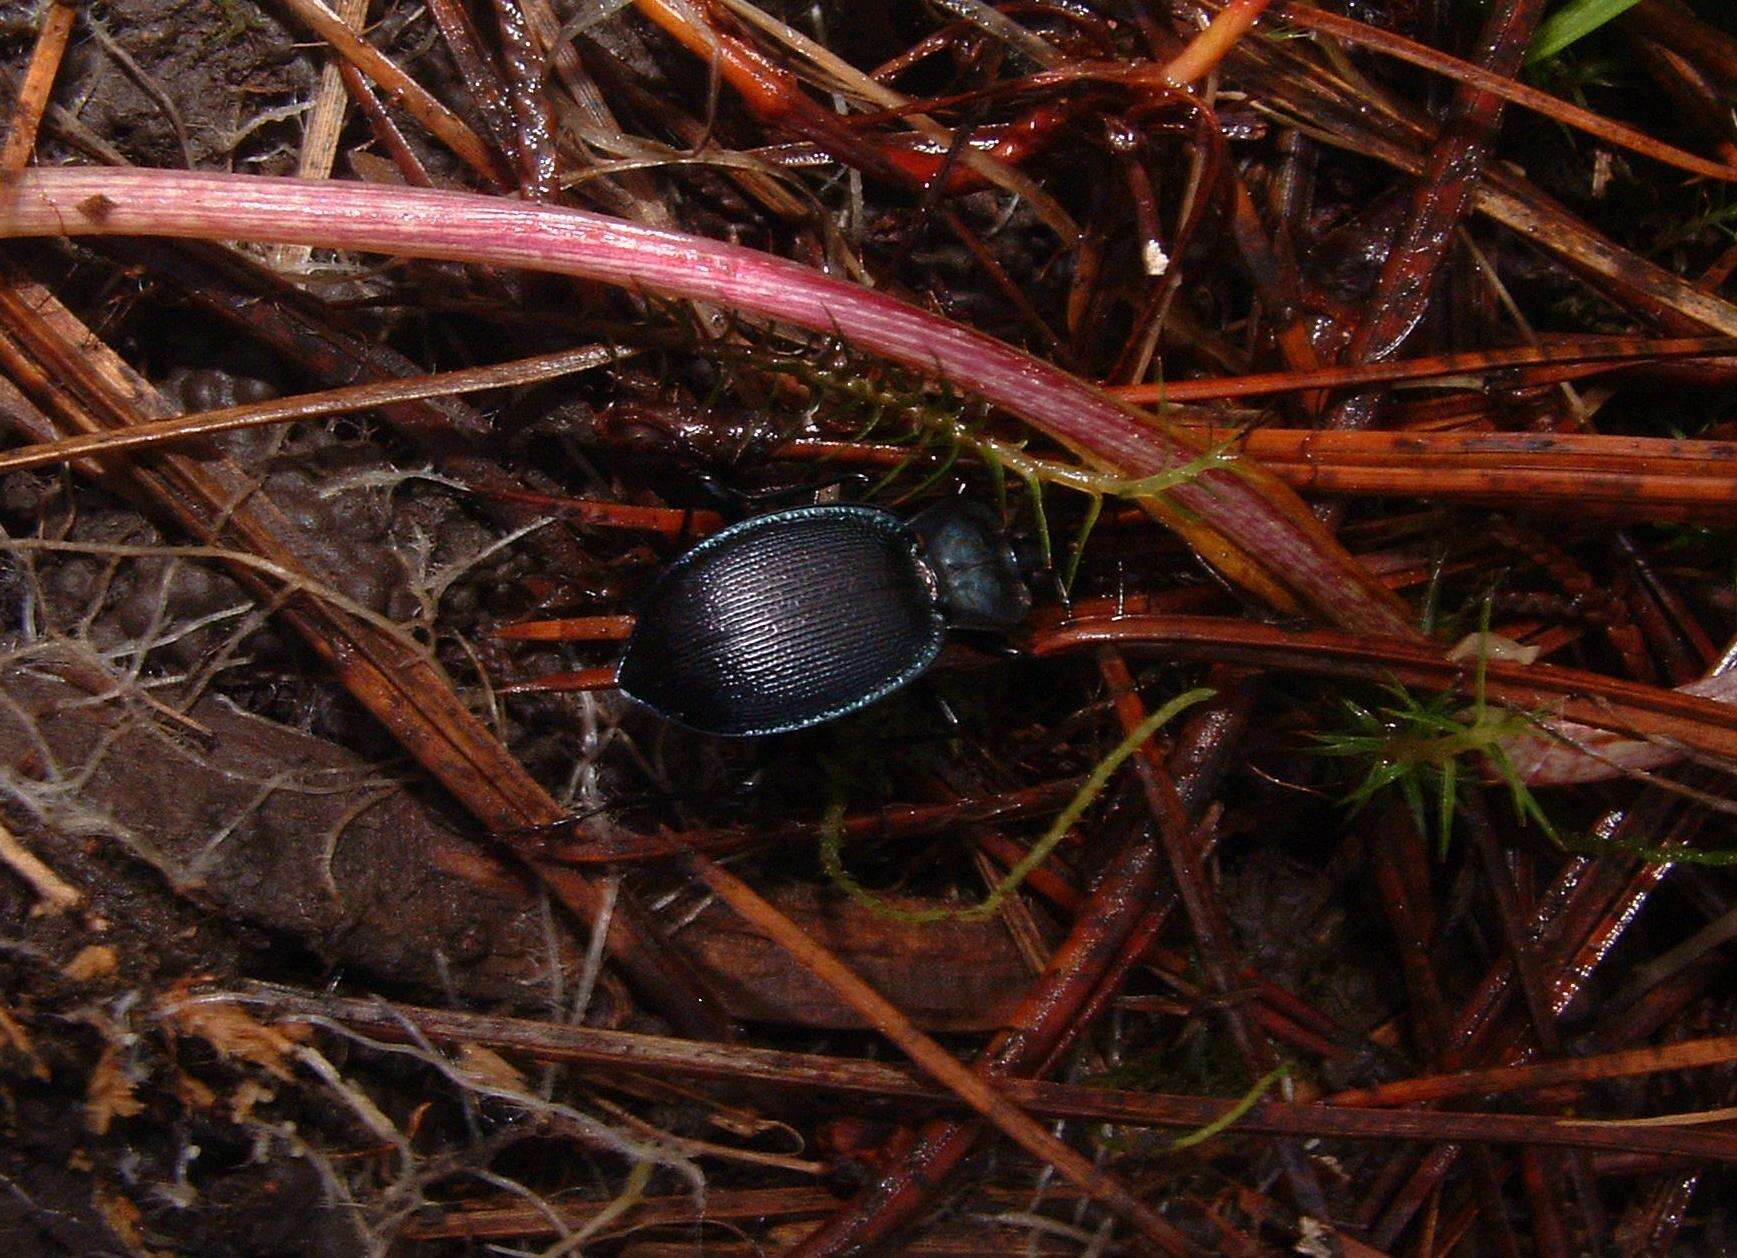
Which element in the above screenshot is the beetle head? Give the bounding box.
[906,500,1033,632]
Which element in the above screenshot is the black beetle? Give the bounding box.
[615,502,1029,736]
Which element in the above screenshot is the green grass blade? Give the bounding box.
[1022,467,1054,573]
[1170,1065,1289,1151]
[1437,758,1458,858]
[1526,0,1645,64]
[822,689,1217,924]
[1062,494,1104,596]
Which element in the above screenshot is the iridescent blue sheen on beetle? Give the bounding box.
[907,500,1032,631]
[615,502,1026,736]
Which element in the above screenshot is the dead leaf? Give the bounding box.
[456,1041,527,1093]
[350,149,410,186]
[86,1044,144,1134]
[162,999,301,1081]
[0,1002,48,1079]
[92,1185,170,1258]
[62,944,119,983]
[686,883,1031,1032]
[173,1070,217,1110]
[1447,631,1540,666]
[229,1078,275,1122]
[1295,1217,1335,1258]
[93,1186,145,1247]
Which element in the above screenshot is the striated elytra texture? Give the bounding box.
[617,506,946,736]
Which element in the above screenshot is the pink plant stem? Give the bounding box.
[3,166,1728,786]
[0,166,1410,635]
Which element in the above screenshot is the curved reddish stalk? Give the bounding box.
[2,168,1728,785]
[0,166,1408,634]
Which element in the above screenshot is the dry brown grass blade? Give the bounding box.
[1329,1033,1737,1108]
[269,0,369,271]
[778,422,1737,523]
[1239,34,1737,337]
[1274,2,1737,182]
[0,344,626,475]
[241,983,1737,1163]
[1186,427,1737,525]
[1113,335,1737,401]
[269,0,510,186]
[0,0,77,178]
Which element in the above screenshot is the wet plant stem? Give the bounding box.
[0,166,1411,636]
